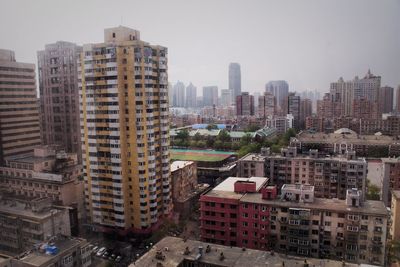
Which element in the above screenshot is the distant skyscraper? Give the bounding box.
[220,89,232,106]
[38,41,82,162]
[0,49,41,164]
[299,98,312,129]
[378,86,394,114]
[258,92,276,119]
[330,70,381,117]
[396,86,400,113]
[173,81,185,107]
[203,86,218,107]
[236,92,254,116]
[288,93,300,130]
[253,92,260,109]
[229,63,241,99]
[185,83,197,108]
[78,26,171,232]
[265,80,289,115]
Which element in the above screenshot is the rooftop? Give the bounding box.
[205,177,268,199]
[392,190,400,200]
[295,131,399,145]
[171,161,194,172]
[241,193,388,216]
[16,236,88,266]
[239,153,266,162]
[132,236,361,267]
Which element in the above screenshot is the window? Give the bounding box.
[324,221,331,226]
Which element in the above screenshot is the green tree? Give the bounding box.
[197,140,206,148]
[244,124,260,132]
[176,129,189,142]
[240,133,253,146]
[193,132,202,142]
[214,140,223,150]
[388,239,400,264]
[366,180,380,200]
[217,130,231,143]
[206,124,218,130]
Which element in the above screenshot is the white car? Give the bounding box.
[96,247,106,257]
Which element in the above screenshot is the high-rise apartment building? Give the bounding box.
[185,82,197,108]
[299,98,312,129]
[330,70,381,117]
[378,86,394,114]
[236,92,254,116]
[203,86,218,107]
[265,81,289,114]
[288,93,300,130]
[78,26,171,233]
[220,89,232,107]
[257,92,276,119]
[38,41,82,162]
[381,158,400,207]
[396,85,400,112]
[390,191,400,241]
[173,81,185,107]
[229,63,241,99]
[0,49,41,164]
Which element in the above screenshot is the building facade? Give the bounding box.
[185,82,197,108]
[257,92,275,119]
[78,26,172,233]
[299,98,312,130]
[229,63,241,99]
[288,93,300,130]
[378,86,394,114]
[381,158,400,207]
[37,42,82,163]
[265,81,289,115]
[173,81,185,107]
[236,92,254,116]
[200,178,388,266]
[0,49,41,164]
[203,86,218,107]
[390,190,400,241]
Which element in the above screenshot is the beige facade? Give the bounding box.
[0,49,41,164]
[390,190,400,241]
[79,26,171,232]
[0,196,71,254]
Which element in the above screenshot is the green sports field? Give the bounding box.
[171,149,235,162]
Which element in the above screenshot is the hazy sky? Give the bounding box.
[1,0,399,94]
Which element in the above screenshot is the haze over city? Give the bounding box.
[1,0,399,93]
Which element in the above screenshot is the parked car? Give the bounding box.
[96,247,106,257]
[102,250,110,259]
[91,246,99,254]
[115,255,122,263]
[109,254,116,261]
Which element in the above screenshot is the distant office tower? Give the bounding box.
[173,81,185,107]
[236,92,254,116]
[228,63,241,99]
[265,80,289,115]
[299,98,312,129]
[78,26,172,233]
[252,92,260,110]
[317,93,343,119]
[258,92,276,118]
[0,49,41,164]
[220,89,232,106]
[330,70,381,117]
[287,93,300,129]
[397,86,400,112]
[378,86,394,114]
[168,82,173,105]
[203,86,218,107]
[185,82,197,108]
[38,41,82,162]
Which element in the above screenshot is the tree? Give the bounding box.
[240,133,253,146]
[206,124,218,130]
[217,130,231,143]
[244,124,260,132]
[366,180,380,200]
[214,140,223,150]
[388,239,400,264]
[176,129,189,142]
[193,132,202,142]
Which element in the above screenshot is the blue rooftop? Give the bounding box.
[192,124,226,129]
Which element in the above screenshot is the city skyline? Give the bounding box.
[0,0,399,94]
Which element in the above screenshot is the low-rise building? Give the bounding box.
[11,235,91,267]
[171,161,209,218]
[132,236,361,267]
[200,177,388,266]
[291,128,400,157]
[237,147,367,200]
[0,195,71,254]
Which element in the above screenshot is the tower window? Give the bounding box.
[112,32,116,38]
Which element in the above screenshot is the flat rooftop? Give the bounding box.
[239,153,266,162]
[171,149,235,162]
[132,236,360,267]
[17,236,87,266]
[241,193,388,216]
[171,161,194,172]
[0,197,63,220]
[295,132,399,145]
[205,177,268,199]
